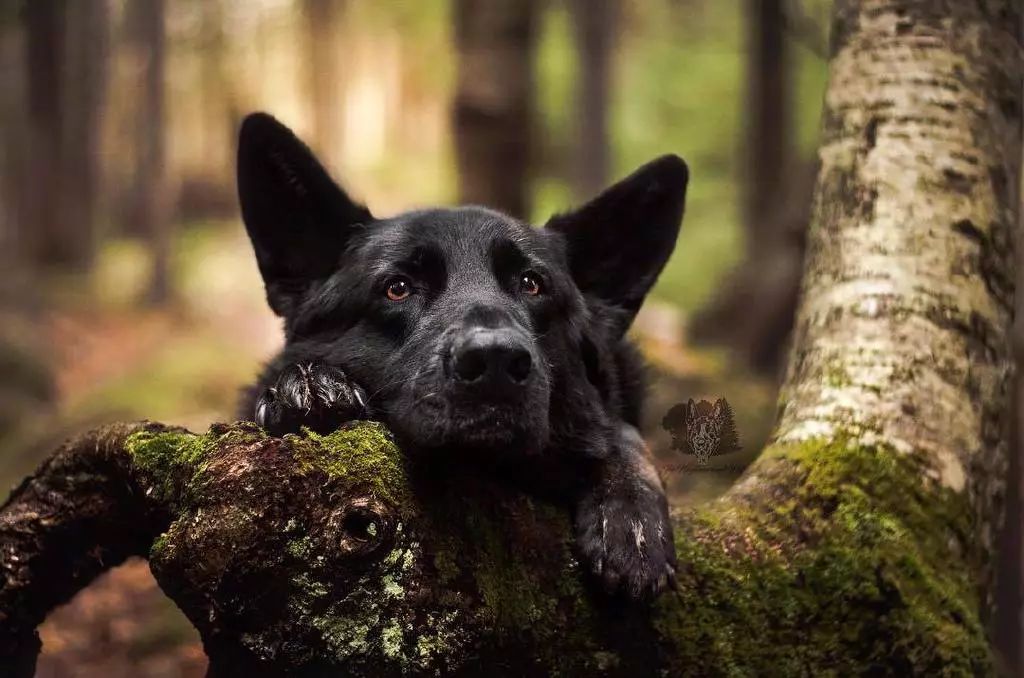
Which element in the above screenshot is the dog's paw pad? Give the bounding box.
[256,362,369,436]
[574,490,677,602]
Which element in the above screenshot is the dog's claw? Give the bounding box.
[256,362,369,437]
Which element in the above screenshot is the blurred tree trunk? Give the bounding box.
[22,0,109,273]
[59,0,110,273]
[1000,327,1024,674]
[453,0,537,219]
[690,0,805,375]
[301,0,343,166]
[567,0,616,200]
[743,0,789,251]
[996,137,1024,674]
[23,0,65,270]
[197,0,231,179]
[0,17,26,262]
[129,0,171,305]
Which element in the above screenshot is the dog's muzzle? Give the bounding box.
[446,327,534,397]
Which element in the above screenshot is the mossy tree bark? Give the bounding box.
[1,1,1021,675]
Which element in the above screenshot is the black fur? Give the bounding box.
[236,112,688,601]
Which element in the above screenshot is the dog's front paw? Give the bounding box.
[574,470,677,602]
[255,362,369,437]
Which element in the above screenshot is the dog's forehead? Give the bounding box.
[360,207,550,260]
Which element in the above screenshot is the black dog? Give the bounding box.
[236,113,688,601]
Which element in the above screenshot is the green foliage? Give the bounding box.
[533,0,830,312]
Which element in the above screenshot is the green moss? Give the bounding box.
[656,436,989,675]
[289,422,409,507]
[125,422,268,505]
[433,550,459,585]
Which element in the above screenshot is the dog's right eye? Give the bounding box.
[385,277,412,301]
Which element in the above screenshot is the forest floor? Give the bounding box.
[1,223,776,676]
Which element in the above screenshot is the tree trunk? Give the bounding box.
[689,0,803,374]
[1,1,1020,674]
[567,0,616,201]
[743,0,790,252]
[129,0,171,305]
[22,0,65,270]
[22,0,109,273]
[301,0,343,167]
[777,0,1020,600]
[58,0,110,273]
[453,0,537,219]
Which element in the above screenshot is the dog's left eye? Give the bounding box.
[520,272,543,296]
[385,277,412,301]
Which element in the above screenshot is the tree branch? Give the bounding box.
[0,421,182,676]
[0,417,1001,675]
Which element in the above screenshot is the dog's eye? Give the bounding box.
[385,277,412,301]
[520,272,543,296]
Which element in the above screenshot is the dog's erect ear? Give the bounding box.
[546,155,688,336]
[237,112,372,317]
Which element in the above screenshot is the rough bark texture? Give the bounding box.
[775,0,1022,600]
[1,1,1020,674]
[0,420,1002,675]
[453,0,537,219]
[0,422,179,677]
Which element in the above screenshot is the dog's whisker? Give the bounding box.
[411,392,438,408]
[364,374,414,403]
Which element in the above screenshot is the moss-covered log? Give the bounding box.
[1,0,1020,674]
[0,419,1003,675]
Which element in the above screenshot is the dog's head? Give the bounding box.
[238,113,687,457]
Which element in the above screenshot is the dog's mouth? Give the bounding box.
[387,357,552,455]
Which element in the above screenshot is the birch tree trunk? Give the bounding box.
[1,0,1021,675]
[775,0,1021,606]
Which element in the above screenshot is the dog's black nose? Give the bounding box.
[451,329,532,387]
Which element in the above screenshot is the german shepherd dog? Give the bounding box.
[236,113,688,600]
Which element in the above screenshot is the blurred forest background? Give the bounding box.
[7,0,997,676]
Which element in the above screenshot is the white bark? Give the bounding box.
[774,0,1021,592]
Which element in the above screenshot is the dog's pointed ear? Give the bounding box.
[237,112,373,317]
[546,155,687,336]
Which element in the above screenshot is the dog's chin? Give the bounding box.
[390,397,550,457]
